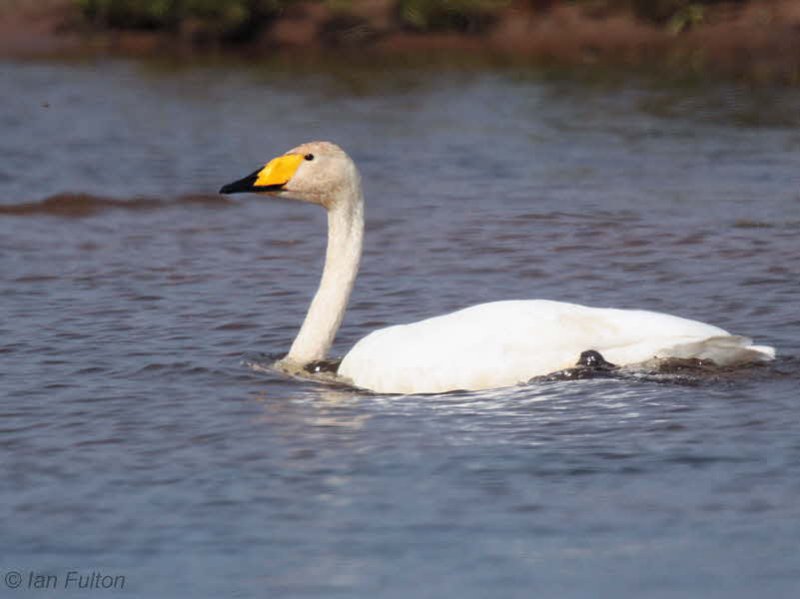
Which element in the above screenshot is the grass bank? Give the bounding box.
[1,0,799,83]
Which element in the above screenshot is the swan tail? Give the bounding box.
[658,335,775,366]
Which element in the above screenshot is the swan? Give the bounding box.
[220,141,775,394]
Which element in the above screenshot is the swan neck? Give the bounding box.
[284,188,363,365]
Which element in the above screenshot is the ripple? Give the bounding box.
[0,193,232,218]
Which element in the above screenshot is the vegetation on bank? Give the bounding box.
[76,0,750,39]
[76,0,280,39]
[0,0,779,82]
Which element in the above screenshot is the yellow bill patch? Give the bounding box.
[255,154,304,188]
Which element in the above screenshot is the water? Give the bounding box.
[1,58,799,597]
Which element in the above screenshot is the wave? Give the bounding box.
[0,193,232,217]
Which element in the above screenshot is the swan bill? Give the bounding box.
[219,154,303,194]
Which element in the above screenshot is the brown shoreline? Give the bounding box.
[2,1,799,82]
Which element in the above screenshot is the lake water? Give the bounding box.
[1,57,799,598]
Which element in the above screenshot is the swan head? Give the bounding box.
[219,141,360,209]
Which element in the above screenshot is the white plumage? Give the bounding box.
[339,300,771,393]
[220,141,775,395]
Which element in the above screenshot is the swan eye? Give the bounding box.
[304,153,314,161]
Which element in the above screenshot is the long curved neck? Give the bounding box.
[284,186,364,365]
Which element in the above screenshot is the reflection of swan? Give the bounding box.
[221,141,775,394]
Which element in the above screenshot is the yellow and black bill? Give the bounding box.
[219,154,303,195]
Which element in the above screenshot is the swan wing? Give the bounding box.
[338,300,773,394]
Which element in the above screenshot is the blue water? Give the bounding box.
[1,58,799,597]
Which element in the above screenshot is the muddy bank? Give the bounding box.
[2,0,800,82]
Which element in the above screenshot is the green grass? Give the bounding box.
[397,0,512,32]
[76,0,295,38]
[571,0,747,25]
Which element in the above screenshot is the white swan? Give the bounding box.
[221,141,775,394]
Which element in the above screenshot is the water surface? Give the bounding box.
[2,58,800,597]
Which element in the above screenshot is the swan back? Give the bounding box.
[338,300,772,394]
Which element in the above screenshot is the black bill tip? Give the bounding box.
[219,168,288,195]
[219,169,260,194]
